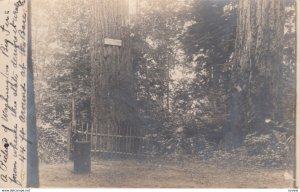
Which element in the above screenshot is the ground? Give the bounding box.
[39,158,293,188]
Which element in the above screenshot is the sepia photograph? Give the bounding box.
[0,0,297,189]
[32,0,296,188]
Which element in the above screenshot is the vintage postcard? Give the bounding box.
[0,0,298,189]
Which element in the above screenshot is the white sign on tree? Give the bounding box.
[104,38,122,47]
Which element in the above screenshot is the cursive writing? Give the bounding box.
[0,0,28,187]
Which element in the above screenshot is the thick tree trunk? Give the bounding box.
[91,0,139,153]
[225,0,285,149]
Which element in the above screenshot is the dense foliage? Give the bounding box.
[32,0,295,167]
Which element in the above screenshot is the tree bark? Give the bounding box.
[225,0,285,149]
[91,0,139,153]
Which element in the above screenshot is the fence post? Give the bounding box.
[95,124,98,152]
[86,123,89,142]
[91,123,94,151]
[67,122,72,160]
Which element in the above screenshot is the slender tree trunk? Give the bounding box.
[166,60,170,112]
[225,0,285,149]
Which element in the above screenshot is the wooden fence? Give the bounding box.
[68,122,151,159]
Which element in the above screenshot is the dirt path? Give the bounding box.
[39,159,293,188]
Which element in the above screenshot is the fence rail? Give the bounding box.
[68,122,151,159]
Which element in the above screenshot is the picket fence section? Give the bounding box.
[68,122,151,159]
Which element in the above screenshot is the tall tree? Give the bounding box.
[226,0,286,149]
[91,0,139,152]
[131,0,192,154]
[180,0,237,146]
[33,0,92,127]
